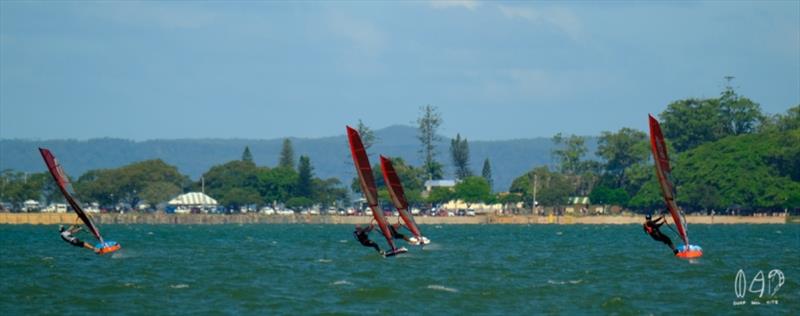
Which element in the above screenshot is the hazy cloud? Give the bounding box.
[430,0,480,11]
[498,5,583,41]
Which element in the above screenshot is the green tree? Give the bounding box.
[498,193,523,210]
[718,79,764,136]
[223,187,262,211]
[454,176,491,208]
[552,133,595,196]
[673,129,800,212]
[241,146,254,163]
[450,133,472,180]
[596,128,649,187]
[256,166,297,204]
[356,119,378,150]
[313,177,348,207]
[199,160,261,208]
[140,182,182,207]
[481,158,493,191]
[552,133,588,175]
[627,178,663,211]
[278,138,295,169]
[588,185,629,206]
[286,196,313,210]
[417,105,443,180]
[660,98,724,152]
[296,155,313,198]
[75,159,190,209]
[425,187,454,206]
[0,171,48,208]
[510,167,574,208]
[776,105,800,131]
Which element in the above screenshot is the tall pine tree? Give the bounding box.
[450,133,471,180]
[279,139,295,169]
[241,146,253,163]
[481,158,493,191]
[417,105,443,180]
[296,155,313,198]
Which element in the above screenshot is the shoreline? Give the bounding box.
[0,213,789,225]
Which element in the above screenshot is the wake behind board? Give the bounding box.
[383,247,408,258]
[96,241,121,255]
[408,236,431,246]
[675,244,702,259]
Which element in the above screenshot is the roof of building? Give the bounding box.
[425,180,457,187]
[168,192,218,206]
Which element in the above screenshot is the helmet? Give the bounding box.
[645,214,652,220]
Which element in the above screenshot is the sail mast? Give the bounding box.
[346,127,397,251]
[39,148,104,243]
[648,115,689,246]
[380,155,423,238]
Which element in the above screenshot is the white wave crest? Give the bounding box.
[427,284,458,292]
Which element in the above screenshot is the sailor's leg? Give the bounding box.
[368,241,381,253]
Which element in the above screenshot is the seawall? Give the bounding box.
[0,213,787,225]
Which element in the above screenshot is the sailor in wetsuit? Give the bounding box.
[643,215,678,254]
[388,223,412,243]
[60,225,98,252]
[353,224,383,255]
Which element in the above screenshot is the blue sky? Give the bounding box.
[1,1,798,141]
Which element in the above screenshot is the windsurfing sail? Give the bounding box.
[648,115,689,246]
[379,155,423,239]
[39,148,104,243]
[346,127,398,251]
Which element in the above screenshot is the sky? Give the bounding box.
[1,1,798,141]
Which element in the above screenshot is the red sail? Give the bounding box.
[39,148,104,242]
[648,115,689,246]
[346,126,397,250]
[380,155,422,238]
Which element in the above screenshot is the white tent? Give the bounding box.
[168,192,218,207]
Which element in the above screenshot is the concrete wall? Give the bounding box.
[0,213,786,225]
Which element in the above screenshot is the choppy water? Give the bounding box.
[1,224,798,315]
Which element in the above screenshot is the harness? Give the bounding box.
[643,223,654,234]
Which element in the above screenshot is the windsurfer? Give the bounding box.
[388,223,413,243]
[354,224,383,254]
[643,215,677,254]
[59,225,99,253]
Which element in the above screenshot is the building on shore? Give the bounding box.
[168,192,218,214]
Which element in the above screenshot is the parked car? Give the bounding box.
[260,207,275,215]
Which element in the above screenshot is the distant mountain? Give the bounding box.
[0,125,597,191]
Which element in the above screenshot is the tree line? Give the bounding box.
[507,83,799,214]
[2,82,797,213]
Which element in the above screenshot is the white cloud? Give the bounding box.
[430,0,480,11]
[498,5,583,41]
[326,12,386,58]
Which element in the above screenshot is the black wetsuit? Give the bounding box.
[389,225,408,241]
[353,226,381,253]
[60,230,85,248]
[644,220,677,253]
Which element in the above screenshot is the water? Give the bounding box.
[1,224,798,314]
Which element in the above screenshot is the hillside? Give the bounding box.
[0,125,597,191]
